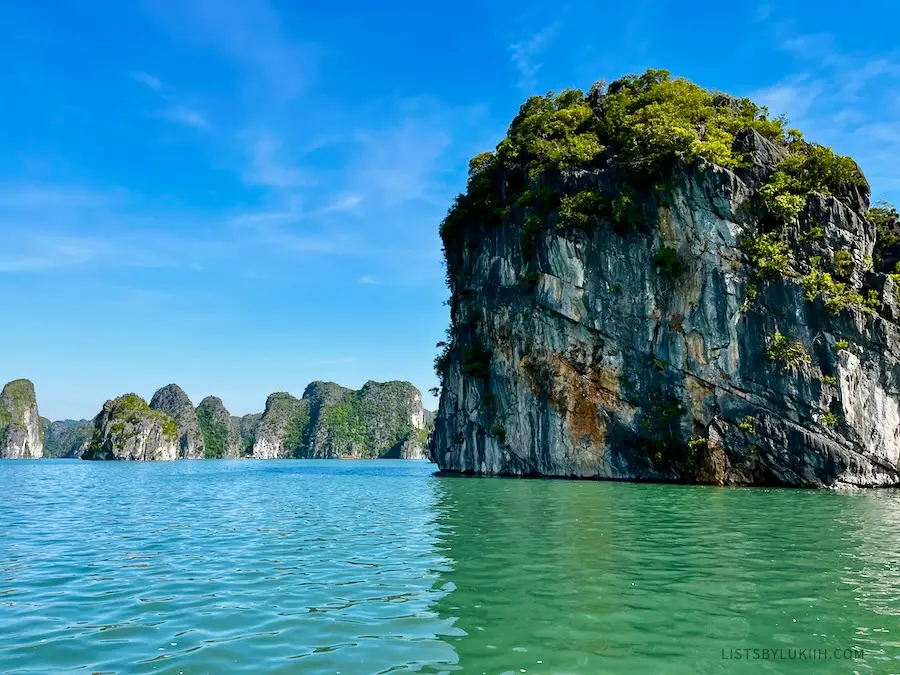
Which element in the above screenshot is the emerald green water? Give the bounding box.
[1,460,899,673]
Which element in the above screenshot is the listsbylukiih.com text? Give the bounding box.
[721,647,864,661]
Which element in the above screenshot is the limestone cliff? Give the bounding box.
[432,70,900,487]
[41,419,92,458]
[83,394,178,461]
[0,379,43,459]
[196,396,243,458]
[150,384,204,459]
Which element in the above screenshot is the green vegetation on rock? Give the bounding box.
[440,69,793,245]
[196,396,237,459]
[84,393,178,459]
[766,332,811,370]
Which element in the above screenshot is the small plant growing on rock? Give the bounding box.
[461,342,492,379]
[801,261,866,315]
[653,246,684,280]
[744,232,792,278]
[821,411,839,428]
[800,225,824,242]
[834,339,850,351]
[490,424,507,444]
[687,435,707,452]
[612,186,643,231]
[738,416,756,434]
[558,191,610,228]
[766,331,810,370]
[823,374,837,387]
[833,249,852,278]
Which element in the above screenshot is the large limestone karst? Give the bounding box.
[0,379,44,459]
[305,380,429,459]
[431,69,900,487]
[250,381,429,459]
[196,396,243,458]
[41,418,92,458]
[83,393,178,461]
[149,384,204,459]
[252,392,309,459]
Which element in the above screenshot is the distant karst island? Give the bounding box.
[0,378,432,461]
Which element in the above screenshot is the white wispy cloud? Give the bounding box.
[751,33,900,201]
[358,276,377,285]
[0,183,233,273]
[158,105,208,129]
[131,70,163,90]
[0,236,104,272]
[242,134,314,189]
[508,22,559,92]
[131,70,208,129]
[144,0,319,99]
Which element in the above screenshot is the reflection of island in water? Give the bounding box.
[427,478,900,674]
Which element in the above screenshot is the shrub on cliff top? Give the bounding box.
[498,89,603,179]
[440,69,794,243]
[760,143,868,224]
[595,69,786,173]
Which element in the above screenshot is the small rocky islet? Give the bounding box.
[0,379,432,461]
[431,69,900,487]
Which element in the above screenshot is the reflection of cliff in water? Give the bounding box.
[428,478,900,673]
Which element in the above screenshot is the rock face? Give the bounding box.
[196,396,242,458]
[432,70,900,487]
[252,392,309,459]
[0,379,43,459]
[250,381,429,459]
[41,419,92,458]
[83,394,178,461]
[149,384,204,459]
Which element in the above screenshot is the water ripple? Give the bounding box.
[2,461,900,673]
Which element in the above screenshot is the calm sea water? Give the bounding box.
[1,460,899,674]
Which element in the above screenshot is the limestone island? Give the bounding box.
[430,69,900,487]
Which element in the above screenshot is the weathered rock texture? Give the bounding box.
[0,379,43,459]
[41,419,92,458]
[250,381,429,459]
[83,394,178,461]
[196,396,243,458]
[150,384,204,459]
[432,74,900,487]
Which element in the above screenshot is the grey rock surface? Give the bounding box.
[150,384,205,459]
[83,394,178,461]
[0,379,43,459]
[433,118,900,487]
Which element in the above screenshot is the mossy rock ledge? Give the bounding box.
[431,69,900,487]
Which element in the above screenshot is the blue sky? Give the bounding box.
[1,0,898,420]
